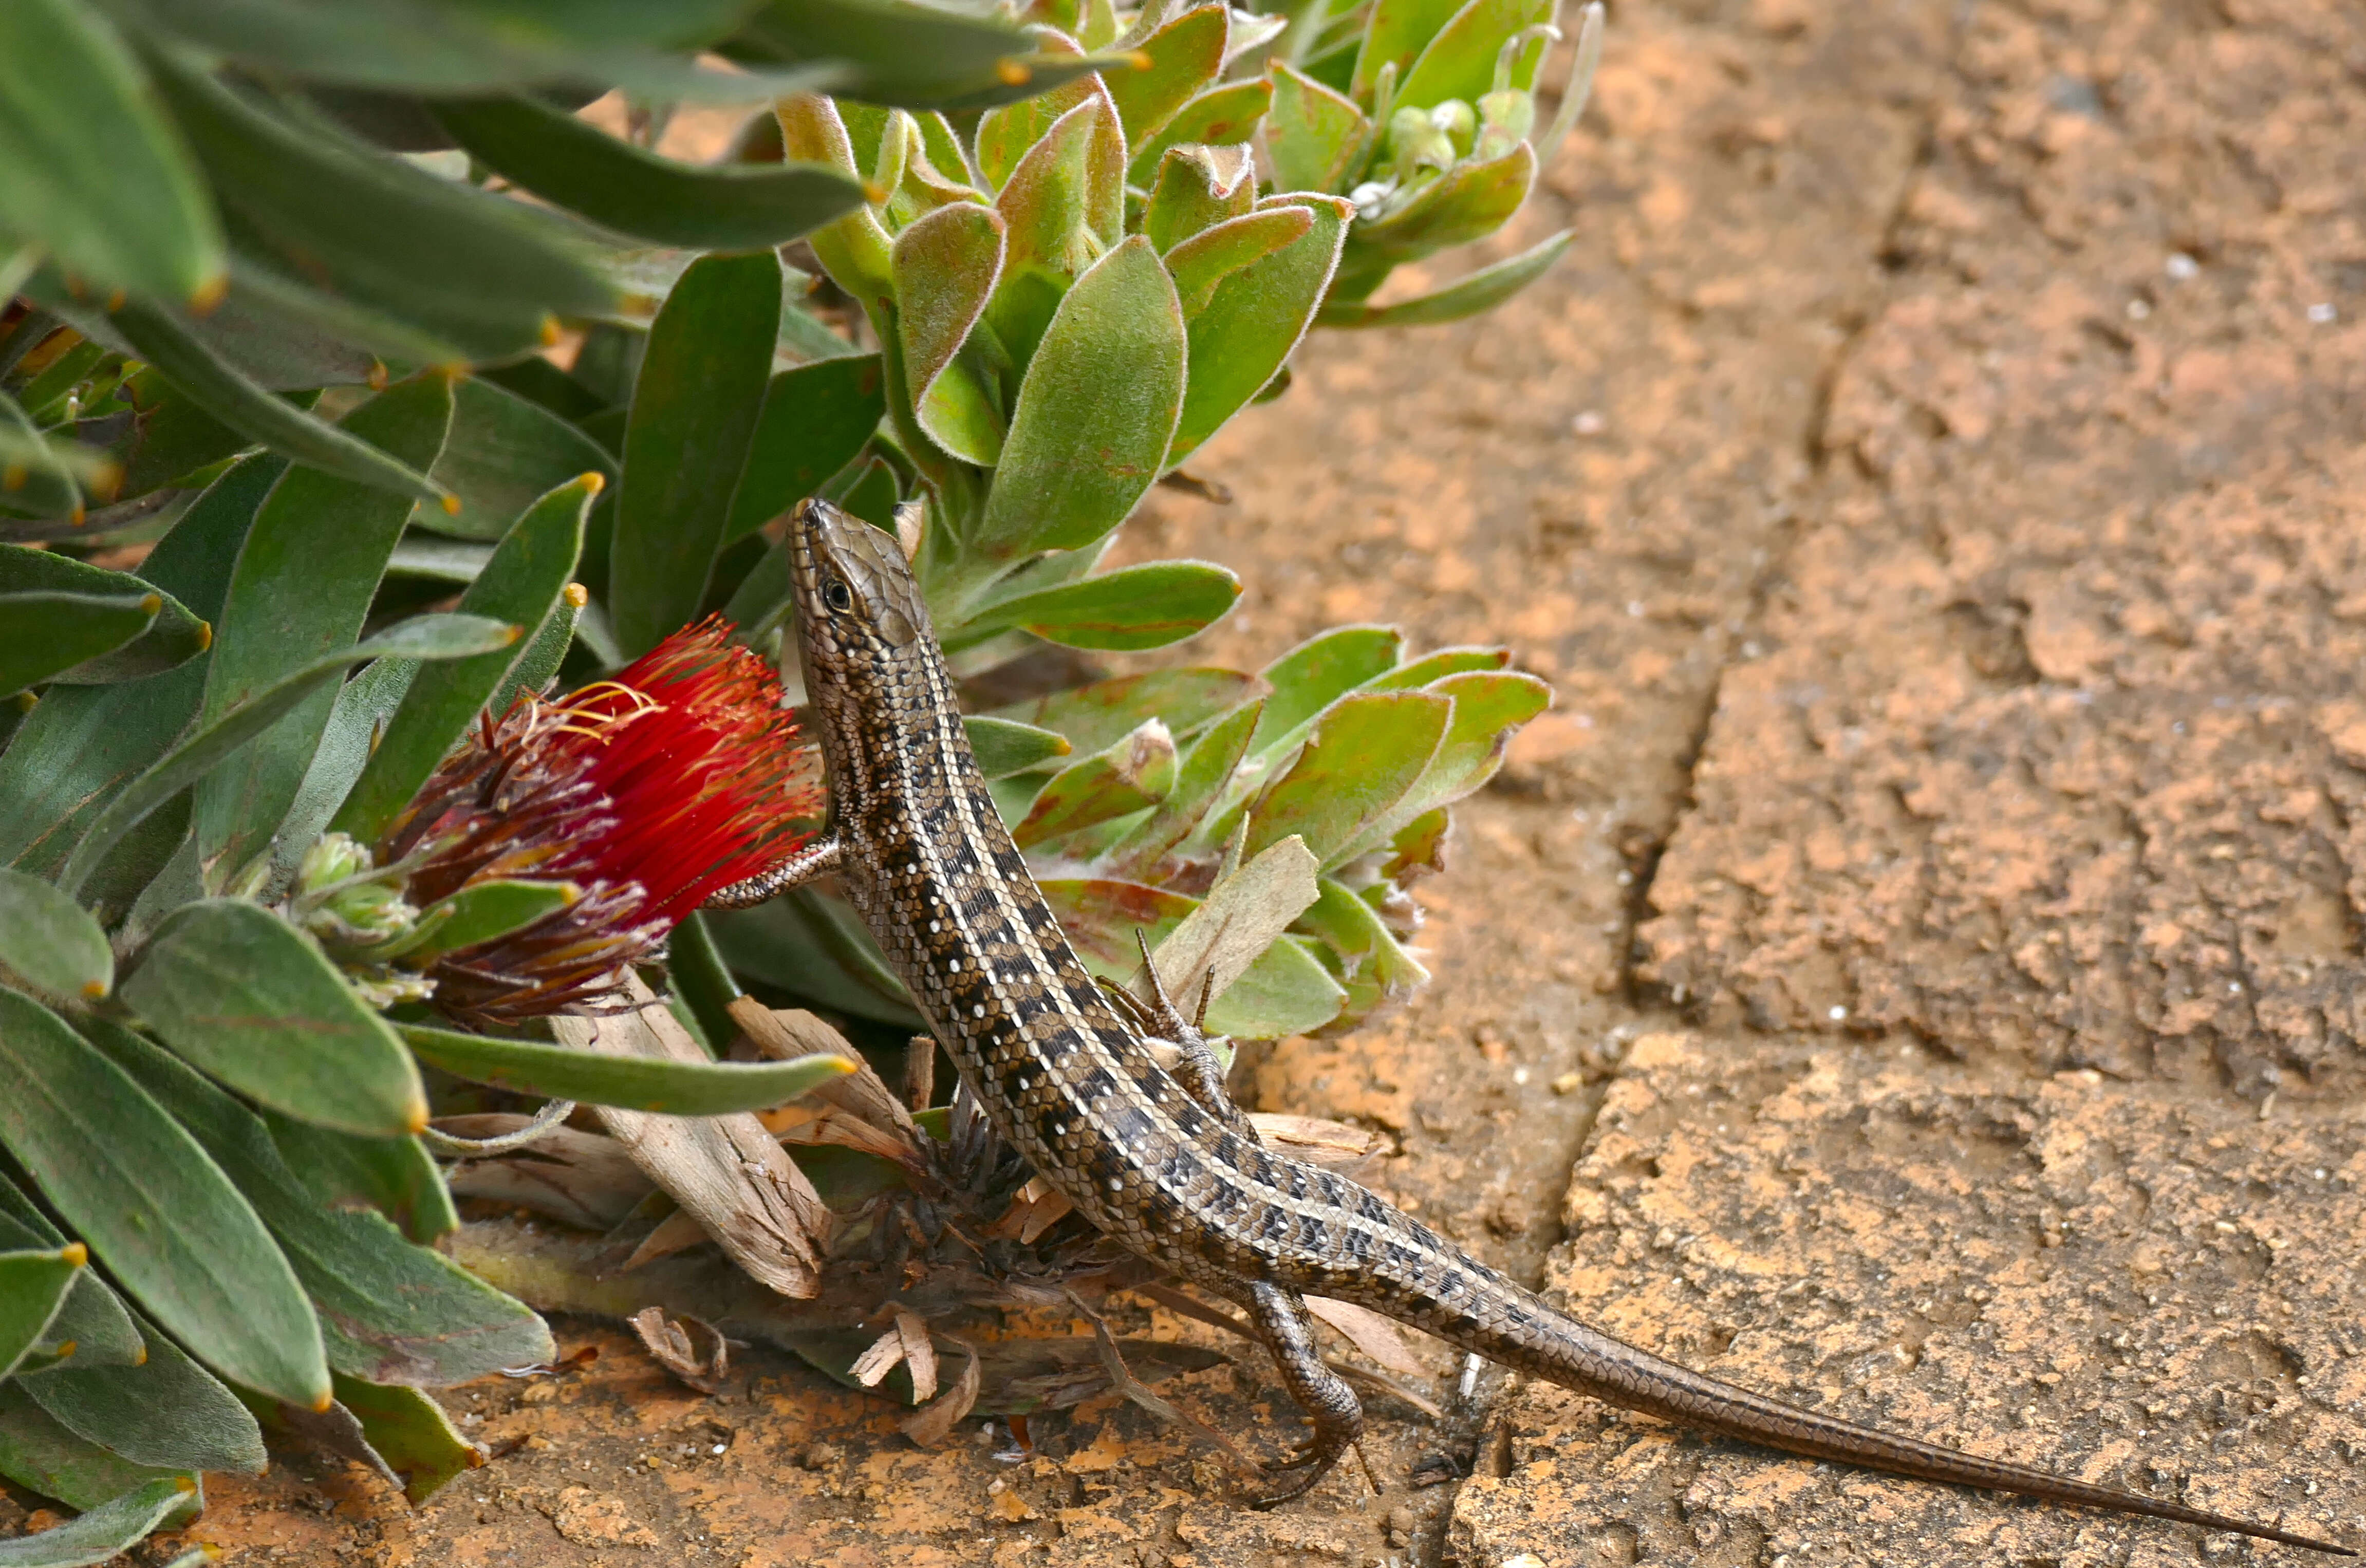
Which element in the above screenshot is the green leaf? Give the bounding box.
[0,988,326,1410]
[733,0,1122,111]
[1342,669,1550,857]
[1250,625,1404,755]
[974,236,1185,563]
[333,476,594,845]
[0,1386,195,1520]
[1035,880,1344,1038]
[1105,698,1262,877]
[0,1248,83,1381]
[494,591,580,715]
[610,251,781,659]
[1243,690,1449,866]
[1266,61,1369,194]
[982,97,1127,375]
[0,549,208,688]
[150,53,613,361]
[0,595,159,701]
[1169,196,1350,462]
[989,667,1262,756]
[893,203,1007,468]
[261,1114,455,1246]
[1352,0,1466,102]
[399,1022,856,1114]
[0,399,80,523]
[120,900,428,1137]
[0,871,111,1003]
[0,1476,193,1567]
[1364,645,1508,689]
[412,376,614,544]
[1165,208,1317,316]
[1335,142,1535,298]
[0,1182,141,1379]
[108,304,446,504]
[192,377,457,884]
[964,716,1071,781]
[971,559,1239,651]
[1012,720,1177,849]
[387,880,581,964]
[773,95,894,303]
[257,655,417,897]
[1126,79,1275,187]
[972,38,1120,197]
[1319,228,1571,327]
[1143,143,1257,254]
[1105,5,1229,151]
[0,458,271,883]
[104,369,253,505]
[51,615,515,897]
[0,0,222,307]
[434,95,865,250]
[725,356,887,542]
[84,1021,551,1388]
[1295,876,1430,1029]
[1396,0,1555,111]
[329,1374,480,1505]
[22,1306,263,1474]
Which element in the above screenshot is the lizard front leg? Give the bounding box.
[702,834,844,909]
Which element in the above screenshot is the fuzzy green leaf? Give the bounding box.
[1142,144,1257,254]
[1295,876,1430,1028]
[894,202,1008,468]
[726,355,887,541]
[1334,142,1535,300]
[53,612,516,899]
[1266,62,1368,194]
[971,35,1119,197]
[1252,625,1404,754]
[1104,698,1262,878]
[1243,690,1449,866]
[971,559,1239,651]
[983,97,1127,374]
[334,475,594,845]
[610,251,781,659]
[0,1476,193,1567]
[435,95,865,250]
[0,0,222,307]
[1395,0,1555,111]
[1165,207,1317,316]
[975,237,1185,562]
[0,460,265,881]
[1126,79,1274,187]
[20,1306,262,1474]
[390,880,581,964]
[0,1386,195,1522]
[1036,879,1344,1038]
[86,1021,551,1388]
[330,1373,481,1505]
[120,900,427,1137]
[1169,196,1349,462]
[703,888,922,1029]
[990,667,1262,755]
[399,1023,855,1114]
[0,871,111,1003]
[1364,646,1508,689]
[773,94,894,303]
[1320,228,1571,327]
[108,303,446,503]
[0,1181,141,1379]
[412,376,614,544]
[964,716,1071,781]
[1105,5,1229,151]
[1351,0,1467,102]
[0,988,325,1410]
[262,1112,456,1246]
[0,595,158,701]
[1342,669,1550,857]
[193,375,456,883]
[1012,720,1178,849]
[0,548,208,687]
[0,1248,83,1382]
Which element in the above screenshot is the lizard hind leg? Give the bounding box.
[1231,1280,1366,1507]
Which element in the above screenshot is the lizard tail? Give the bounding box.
[1477,1307,2352,1555]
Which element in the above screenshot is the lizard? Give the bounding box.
[709,496,2351,1556]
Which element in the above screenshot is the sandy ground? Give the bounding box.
[53,2,2366,1563]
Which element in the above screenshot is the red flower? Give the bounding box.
[379,618,821,1025]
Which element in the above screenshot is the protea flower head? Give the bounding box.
[374,617,822,1025]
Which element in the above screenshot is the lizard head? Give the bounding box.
[788,496,931,671]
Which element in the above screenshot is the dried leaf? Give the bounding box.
[1302,1296,1426,1377]
[1147,833,1320,1009]
[898,1339,980,1446]
[895,1308,938,1403]
[848,1323,905,1388]
[1247,1113,1383,1175]
[627,1307,729,1395]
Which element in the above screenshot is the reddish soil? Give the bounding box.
[115,1,2366,1564]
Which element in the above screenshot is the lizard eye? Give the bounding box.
[822,577,854,613]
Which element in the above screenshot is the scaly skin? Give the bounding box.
[711,499,2350,1555]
